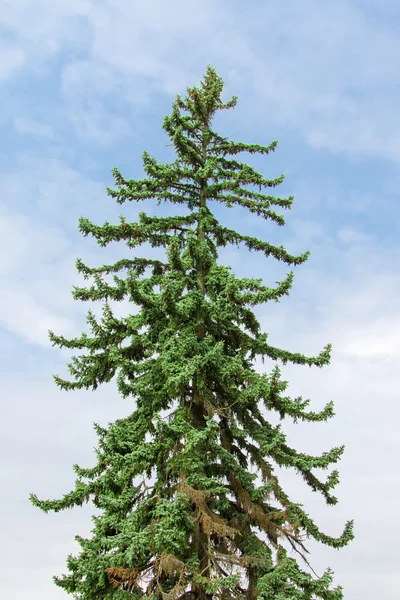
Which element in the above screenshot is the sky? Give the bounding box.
[1,0,399,598]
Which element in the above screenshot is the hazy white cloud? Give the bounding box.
[14,117,54,139]
[0,0,92,55]
[341,318,400,360]
[0,288,76,346]
[0,206,78,345]
[0,158,116,348]
[336,226,375,245]
[1,0,400,161]
[0,40,26,81]
[60,60,135,143]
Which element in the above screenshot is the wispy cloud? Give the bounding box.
[2,0,400,161]
[14,117,54,139]
[60,60,135,143]
[0,40,26,81]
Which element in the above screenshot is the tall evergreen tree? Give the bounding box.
[30,65,354,600]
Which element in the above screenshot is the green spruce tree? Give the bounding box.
[30,65,354,600]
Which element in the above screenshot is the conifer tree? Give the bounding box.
[30,65,354,600]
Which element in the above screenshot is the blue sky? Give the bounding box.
[1,0,399,598]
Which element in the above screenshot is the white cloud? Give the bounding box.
[0,0,92,52]
[0,158,115,347]
[2,0,400,161]
[0,288,76,346]
[336,226,375,245]
[14,117,54,139]
[340,318,400,360]
[0,207,77,345]
[0,207,71,276]
[60,60,135,143]
[0,40,26,82]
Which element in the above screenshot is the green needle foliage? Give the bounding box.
[30,65,354,600]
